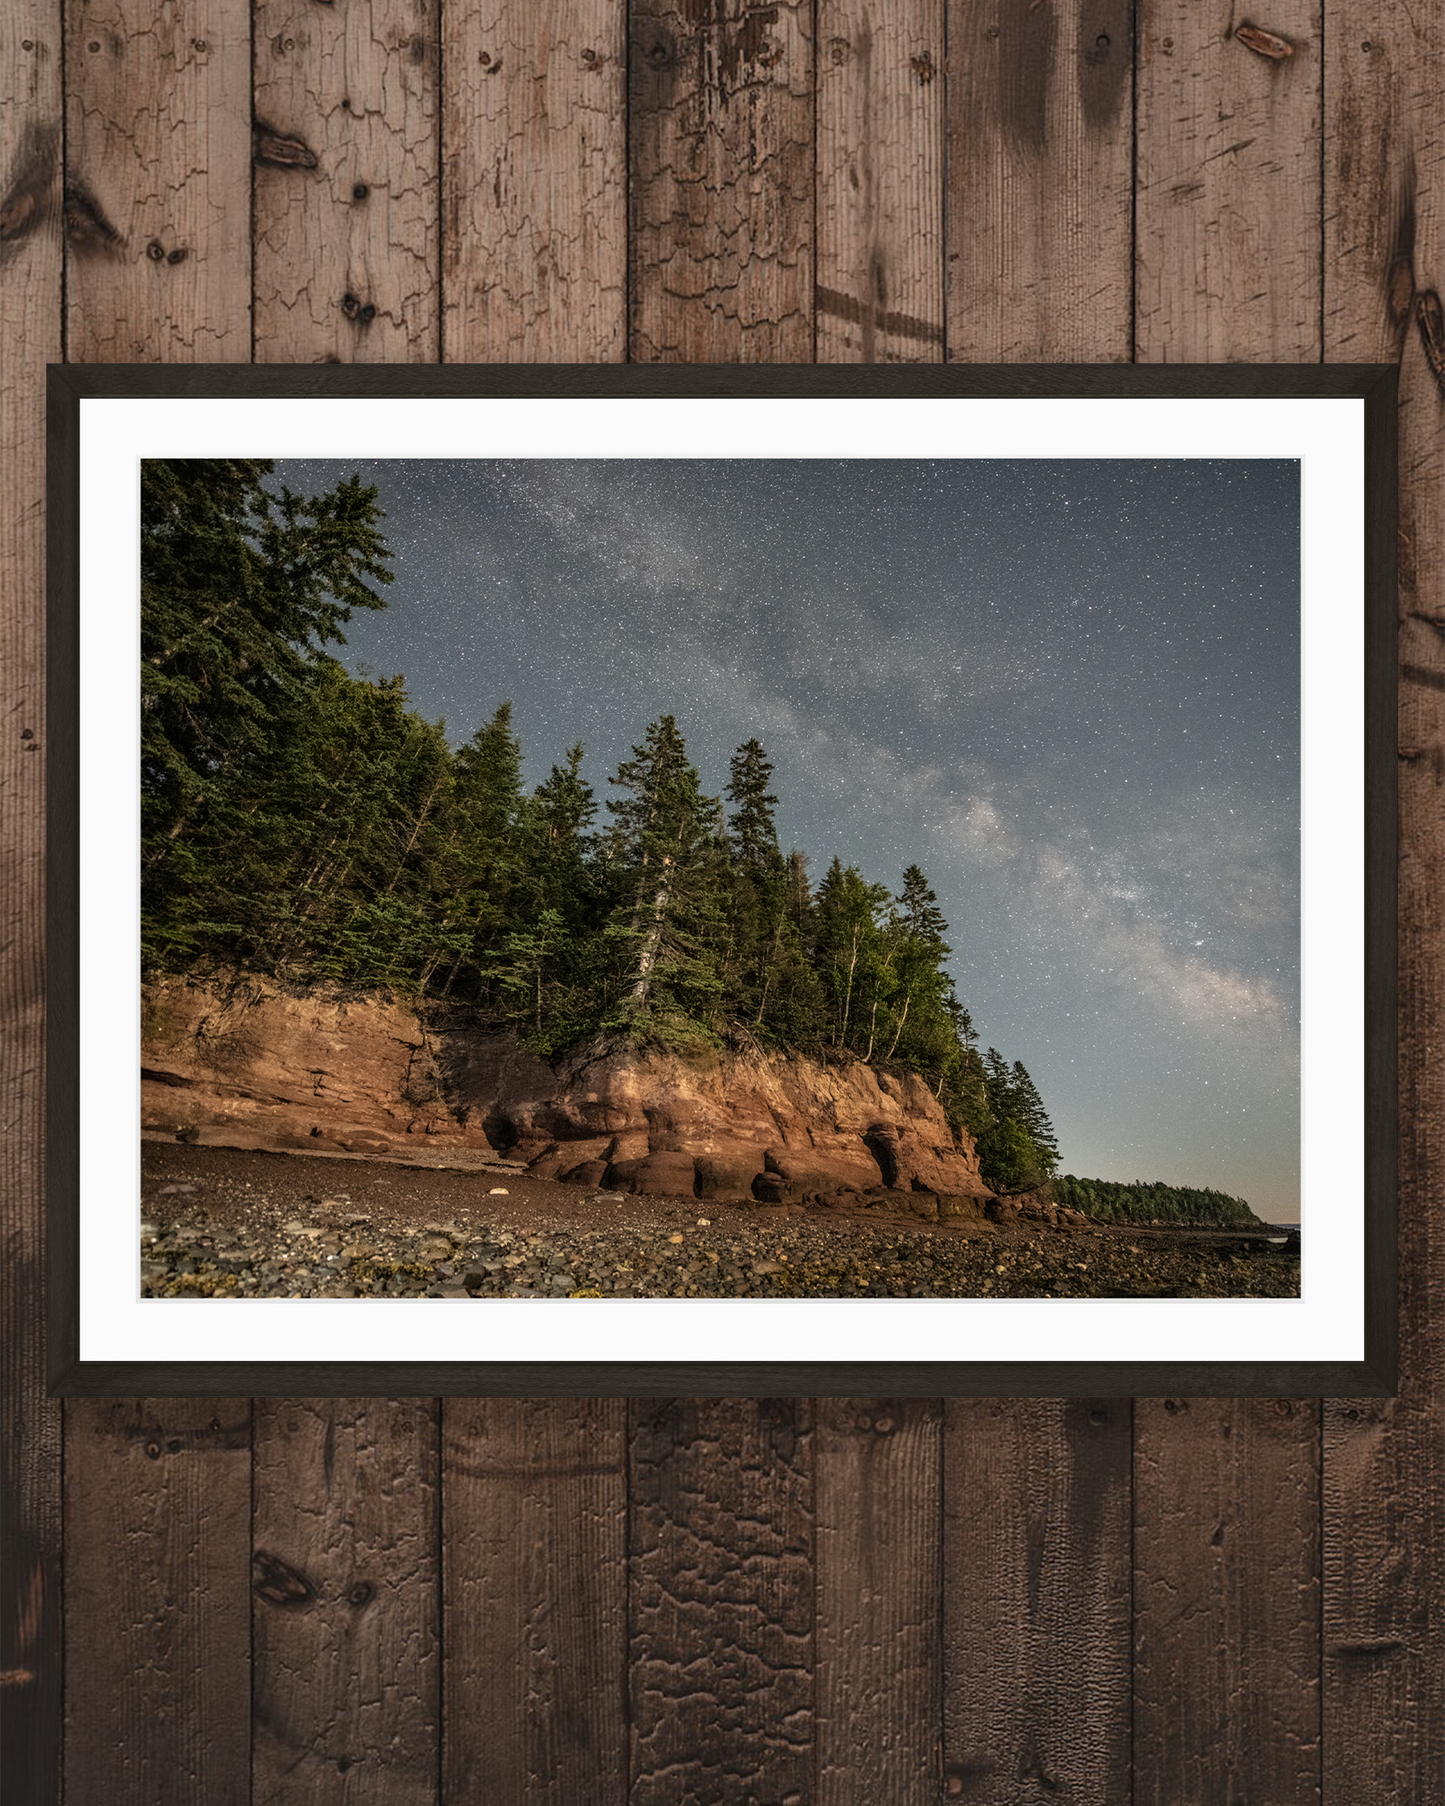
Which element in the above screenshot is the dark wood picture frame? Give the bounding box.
[45,361,1398,1398]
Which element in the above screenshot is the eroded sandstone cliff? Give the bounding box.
[141,976,992,1210]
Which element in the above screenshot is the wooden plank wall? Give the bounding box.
[1,0,1440,1798]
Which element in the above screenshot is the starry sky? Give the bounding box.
[269,458,1302,1221]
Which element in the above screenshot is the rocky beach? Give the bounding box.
[140,1140,1300,1303]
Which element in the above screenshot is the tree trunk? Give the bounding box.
[628,858,673,1009]
[839,928,860,1043]
[886,992,911,1060]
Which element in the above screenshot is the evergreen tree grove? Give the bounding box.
[140,467,1059,1160]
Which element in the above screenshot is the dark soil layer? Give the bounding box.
[140,1142,1301,1301]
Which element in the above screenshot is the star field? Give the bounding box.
[269,457,1302,1220]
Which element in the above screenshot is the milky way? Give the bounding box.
[269,457,1301,1219]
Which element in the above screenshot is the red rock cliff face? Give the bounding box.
[141,977,485,1156]
[141,978,990,1205]
[436,1028,989,1203]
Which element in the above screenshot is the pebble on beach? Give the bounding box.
[137,1143,1303,1305]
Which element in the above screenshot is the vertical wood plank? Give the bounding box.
[629,0,814,361]
[939,7,1138,1796]
[816,1398,941,1805]
[1322,5,1445,1798]
[63,1400,252,1806]
[1134,1398,1321,1806]
[946,0,1133,361]
[0,6,62,1799]
[442,1399,627,1803]
[1133,14,1325,1800]
[61,5,256,1801]
[442,1,626,361]
[1136,0,1323,361]
[815,0,945,363]
[63,0,251,360]
[253,0,439,362]
[251,1399,439,1805]
[942,1399,1131,1806]
[629,1398,813,1806]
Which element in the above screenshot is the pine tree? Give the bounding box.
[1010,1060,1060,1173]
[725,738,782,873]
[533,743,595,846]
[444,701,527,999]
[982,1046,1016,1119]
[526,743,597,919]
[141,461,392,848]
[897,863,950,947]
[722,738,792,1029]
[605,716,727,1022]
[141,461,393,969]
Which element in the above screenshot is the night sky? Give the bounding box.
[269,458,1301,1221]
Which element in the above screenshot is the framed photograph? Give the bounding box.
[46,363,1396,1397]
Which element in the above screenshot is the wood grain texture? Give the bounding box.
[442,0,626,361]
[251,1399,439,1806]
[1136,0,1322,360]
[4,6,1440,1801]
[253,0,439,362]
[0,8,61,1801]
[442,1399,627,1803]
[59,9,257,1804]
[815,0,944,362]
[816,1398,941,1805]
[1323,4,1445,1796]
[942,1399,1131,1806]
[630,0,813,361]
[946,0,1134,361]
[1134,1398,1321,1806]
[629,1398,813,1806]
[63,0,251,359]
[1133,18,1327,1799]
[63,1400,252,1806]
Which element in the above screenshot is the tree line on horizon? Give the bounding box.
[146,457,1203,1200]
[1052,1174,1263,1228]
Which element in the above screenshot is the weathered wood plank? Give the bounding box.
[816,0,944,362]
[1323,6,1445,1797]
[629,1398,813,1805]
[60,9,255,1802]
[251,1398,440,1806]
[1136,0,1322,360]
[63,1401,252,1806]
[816,1398,941,1805]
[1133,17,1325,1800]
[253,0,439,362]
[629,0,813,361]
[442,1399,627,1803]
[0,8,62,1801]
[63,0,251,360]
[1134,1398,1321,1806]
[942,1399,1131,1806]
[946,0,1133,361]
[442,0,626,361]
